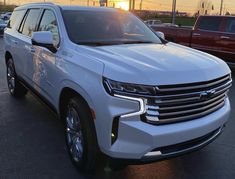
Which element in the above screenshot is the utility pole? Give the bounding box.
[140,0,143,10]
[129,0,134,11]
[129,0,132,11]
[172,0,176,24]
[220,0,224,15]
[132,0,135,10]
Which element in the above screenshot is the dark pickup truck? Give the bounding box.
[152,16,235,63]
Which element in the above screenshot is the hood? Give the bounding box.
[77,42,230,86]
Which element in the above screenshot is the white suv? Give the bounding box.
[4,3,232,172]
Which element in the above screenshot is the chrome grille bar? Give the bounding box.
[158,102,224,123]
[157,75,231,92]
[154,80,231,102]
[157,93,226,111]
[158,98,225,117]
[144,74,232,124]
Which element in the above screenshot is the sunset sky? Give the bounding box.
[2,0,235,14]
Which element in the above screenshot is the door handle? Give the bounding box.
[193,33,201,36]
[25,45,35,53]
[30,47,36,53]
[220,36,230,39]
[11,39,18,44]
[38,62,46,78]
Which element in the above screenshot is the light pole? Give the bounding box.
[140,0,143,10]
[220,0,224,15]
[132,0,135,10]
[129,0,135,11]
[172,0,176,24]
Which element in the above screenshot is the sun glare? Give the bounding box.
[116,2,129,11]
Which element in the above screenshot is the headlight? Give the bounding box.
[103,78,157,96]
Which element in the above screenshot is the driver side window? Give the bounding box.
[38,9,60,47]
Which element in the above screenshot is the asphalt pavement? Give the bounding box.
[0,38,235,179]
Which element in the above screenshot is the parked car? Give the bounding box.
[152,16,235,63]
[4,3,232,172]
[4,19,9,24]
[145,19,162,26]
[0,12,5,18]
[0,19,7,35]
[161,23,179,27]
[145,20,178,28]
[1,12,12,20]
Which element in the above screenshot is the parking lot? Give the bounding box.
[0,37,235,179]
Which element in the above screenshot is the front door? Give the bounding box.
[17,8,42,85]
[191,16,224,58]
[31,9,61,102]
[219,17,235,63]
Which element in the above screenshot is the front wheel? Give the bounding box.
[6,58,27,97]
[64,97,99,172]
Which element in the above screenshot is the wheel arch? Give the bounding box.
[5,51,12,64]
[58,86,96,121]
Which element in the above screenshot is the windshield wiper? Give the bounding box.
[77,41,122,46]
[121,40,155,44]
[77,40,155,46]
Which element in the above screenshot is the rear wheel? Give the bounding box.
[6,58,27,97]
[64,97,98,172]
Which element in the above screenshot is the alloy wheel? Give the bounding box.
[7,63,16,94]
[66,105,84,162]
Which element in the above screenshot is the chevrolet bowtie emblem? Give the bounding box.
[200,90,216,100]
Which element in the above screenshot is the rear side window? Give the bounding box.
[38,10,60,47]
[198,17,222,31]
[225,18,235,33]
[21,9,41,37]
[8,10,26,29]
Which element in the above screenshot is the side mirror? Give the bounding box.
[32,31,57,53]
[155,31,165,40]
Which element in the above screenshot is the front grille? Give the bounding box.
[145,74,232,124]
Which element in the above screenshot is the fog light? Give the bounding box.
[111,117,119,144]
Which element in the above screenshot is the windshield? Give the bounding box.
[62,10,162,46]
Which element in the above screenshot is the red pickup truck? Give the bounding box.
[152,16,235,63]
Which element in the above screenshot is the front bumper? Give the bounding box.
[103,98,230,161]
[141,126,223,163]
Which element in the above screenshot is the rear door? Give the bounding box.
[4,9,26,77]
[191,16,224,57]
[219,17,235,62]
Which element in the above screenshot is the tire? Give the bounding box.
[64,97,99,172]
[6,58,28,98]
